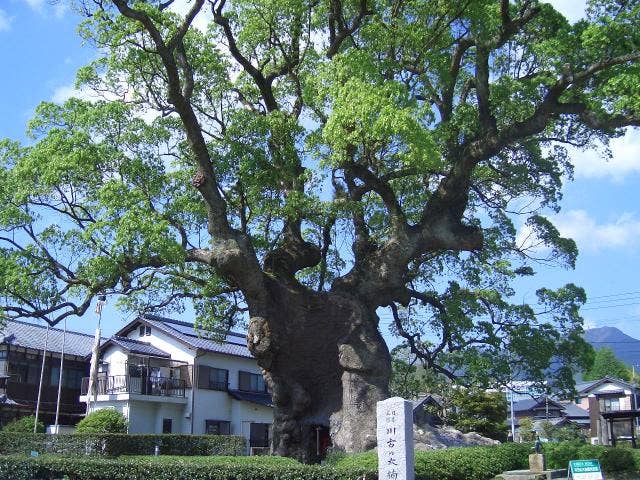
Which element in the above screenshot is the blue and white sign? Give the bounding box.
[568,459,603,480]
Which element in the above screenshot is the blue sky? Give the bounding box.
[2,0,640,347]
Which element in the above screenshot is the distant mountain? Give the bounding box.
[584,326,640,368]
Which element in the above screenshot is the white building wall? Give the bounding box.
[192,389,233,434]
[102,347,128,376]
[125,327,195,363]
[128,401,159,433]
[86,319,273,441]
[233,401,273,453]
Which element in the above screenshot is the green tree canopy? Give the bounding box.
[0,0,638,459]
[583,347,631,381]
[449,389,508,441]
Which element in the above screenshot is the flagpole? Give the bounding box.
[34,323,50,433]
[86,295,105,414]
[54,318,67,432]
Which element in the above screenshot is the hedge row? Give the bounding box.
[542,442,637,473]
[0,455,351,480]
[330,442,639,479]
[330,443,531,480]
[0,442,637,480]
[0,432,246,457]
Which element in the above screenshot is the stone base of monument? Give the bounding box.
[494,468,566,480]
[495,454,565,480]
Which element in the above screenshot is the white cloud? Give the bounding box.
[569,129,640,182]
[23,0,45,14]
[22,0,67,18]
[52,3,68,19]
[516,209,640,255]
[547,0,587,23]
[0,9,13,31]
[51,84,89,103]
[552,210,640,252]
[51,81,163,125]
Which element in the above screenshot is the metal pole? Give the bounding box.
[34,323,50,433]
[510,391,516,441]
[54,318,67,432]
[93,309,101,407]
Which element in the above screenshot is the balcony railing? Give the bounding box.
[81,375,186,398]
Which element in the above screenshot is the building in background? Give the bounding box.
[574,376,640,447]
[80,315,273,454]
[506,395,590,441]
[0,320,93,427]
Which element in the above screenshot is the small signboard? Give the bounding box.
[568,459,603,480]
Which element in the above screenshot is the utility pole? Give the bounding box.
[54,318,67,432]
[34,323,50,433]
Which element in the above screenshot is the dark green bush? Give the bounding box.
[543,442,634,473]
[597,447,635,473]
[0,455,348,480]
[1,416,44,434]
[76,409,128,434]
[331,443,531,480]
[0,432,246,457]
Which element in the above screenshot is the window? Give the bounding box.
[139,325,151,336]
[205,420,230,435]
[50,366,60,387]
[0,349,7,360]
[162,418,172,434]
[601,397,621,412]
[249,423,270,447]
[65,369,85,389]
[198,366,228,391]
[13,363,28,383]
[239,371,267,393]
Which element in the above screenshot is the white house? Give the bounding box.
[80,314,273,453]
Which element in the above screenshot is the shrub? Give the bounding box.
[331,443,531,480]
[1,416,44,434]
[0,432,246,457]
[76,409,128,434]
[543,442,635,473]
[0,455,344,480]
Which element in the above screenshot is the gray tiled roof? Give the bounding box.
[560,402,589,418]
[228,389,272,407]
[512,396,565,413]
[576,376,635,394]
[108,336,171,358]
[139,315,253,358]
[0,320,98,357]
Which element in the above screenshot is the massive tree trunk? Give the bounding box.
[246,277,391,462]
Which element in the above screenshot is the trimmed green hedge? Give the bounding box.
[0,444,530,480]
[330,443,531,480]
[542,442,636,473]
[0,455,348,480]
[0,432,246,457]
[1,441,639,480]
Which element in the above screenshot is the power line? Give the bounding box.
[581,301,640,311]
[587,290,640,300]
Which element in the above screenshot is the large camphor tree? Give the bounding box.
[1,0,639,461]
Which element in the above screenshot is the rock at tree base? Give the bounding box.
[412,424,500,450]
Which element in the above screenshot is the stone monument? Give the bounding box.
[376,397,415,480]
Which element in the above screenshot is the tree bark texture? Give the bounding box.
[246,278,390,462]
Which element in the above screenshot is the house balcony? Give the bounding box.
[81,375,186,399]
